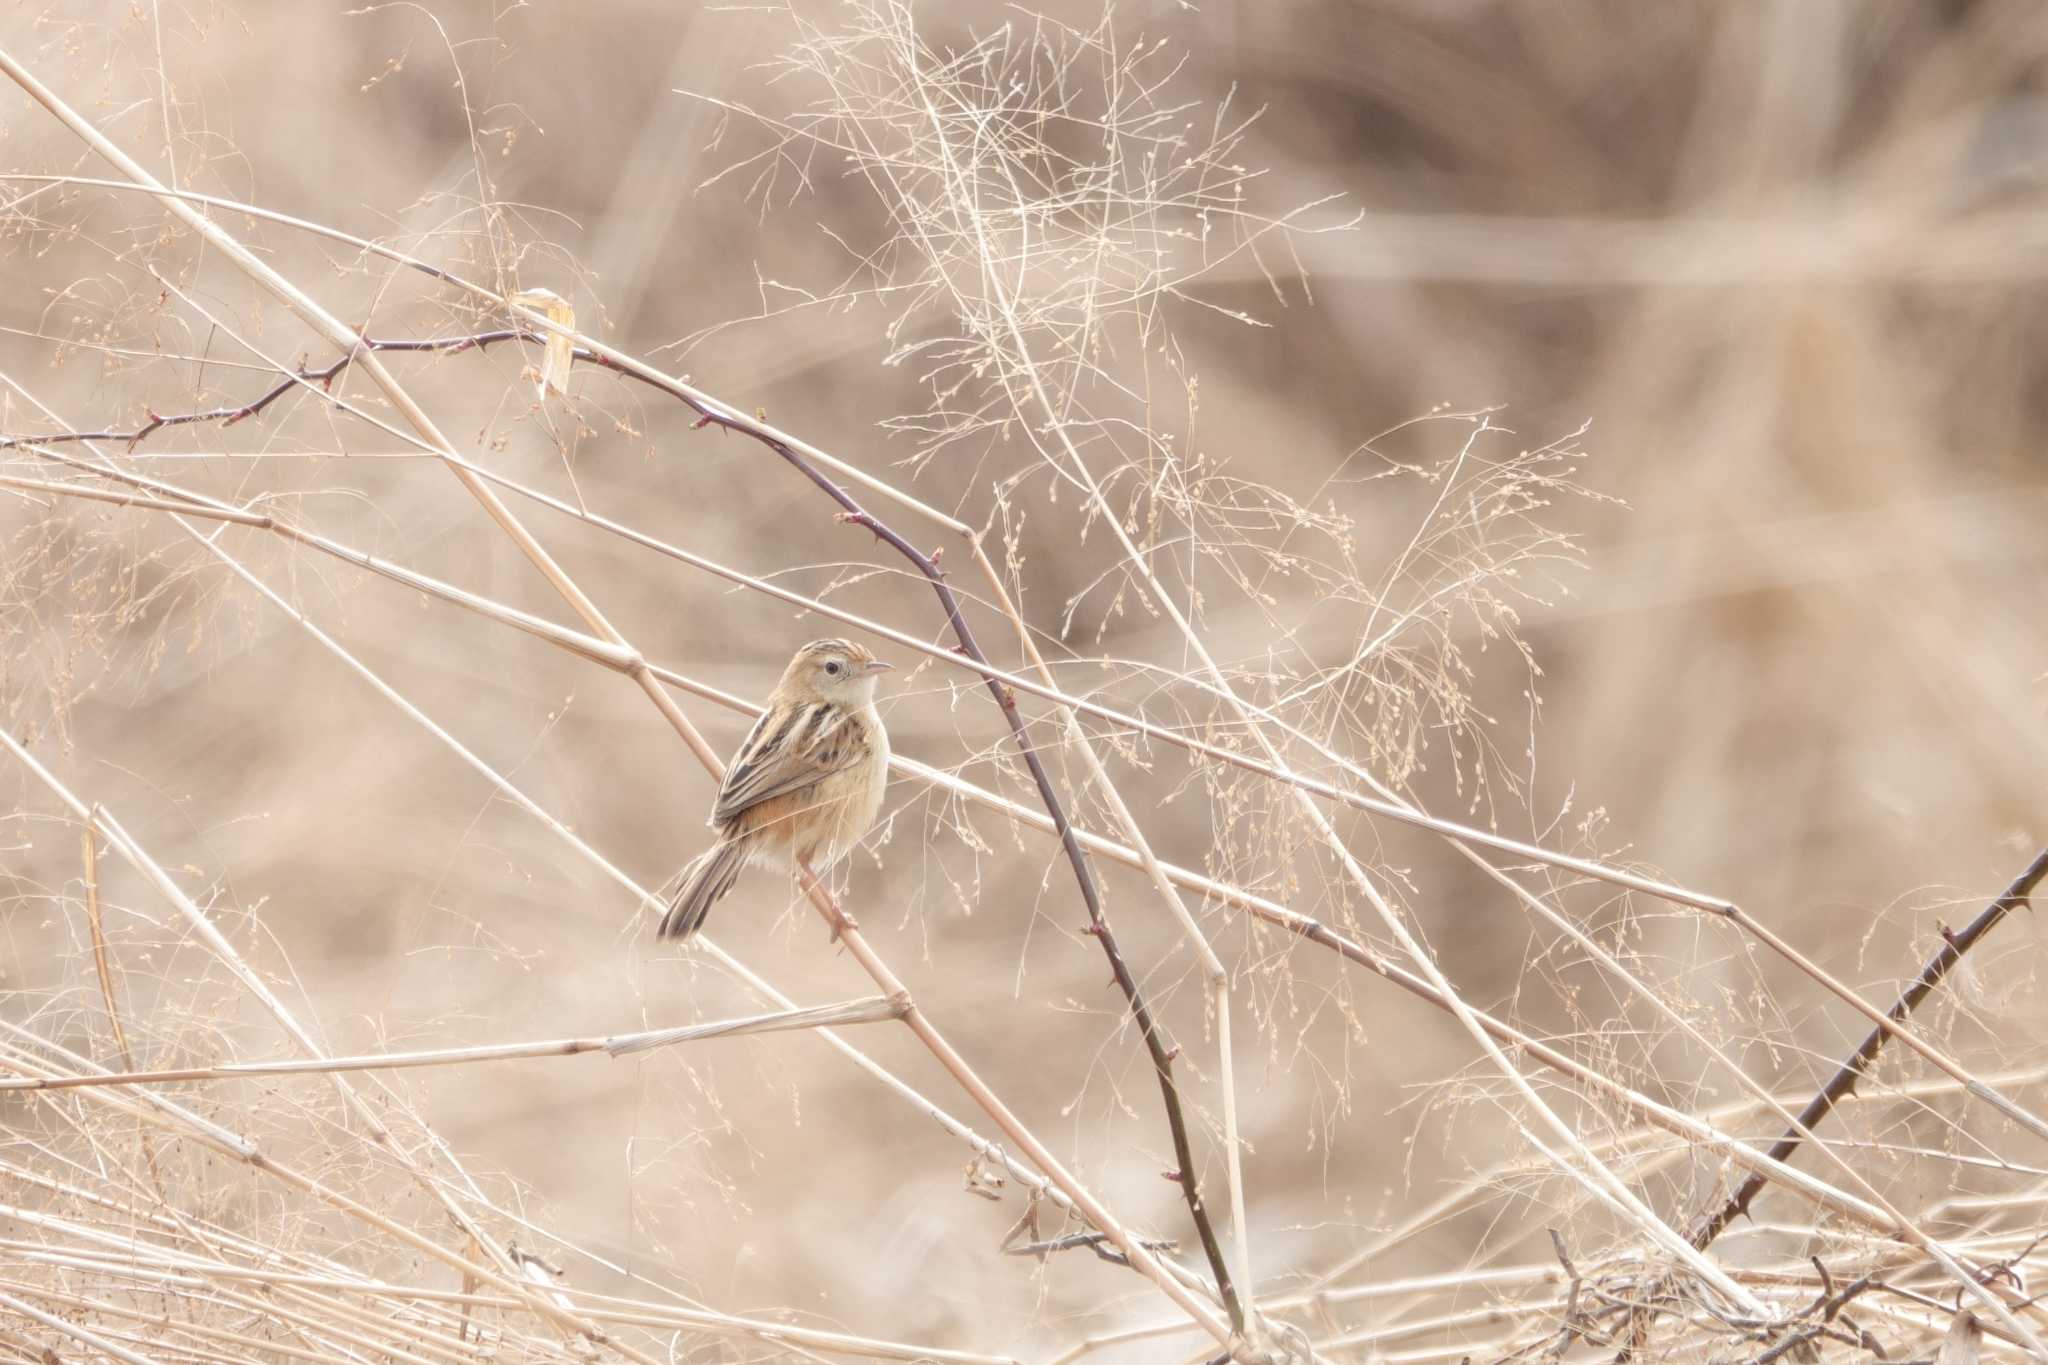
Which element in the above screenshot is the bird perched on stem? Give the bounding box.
[658,639,893,940]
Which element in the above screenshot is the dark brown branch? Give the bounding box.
[0,331,528,452]
[1742,1265,1880,1365]
[1689,846,2048,1252]
[619,345,1249,1330]
[1004,1230,1179,1268]
[574,341,1250,1327]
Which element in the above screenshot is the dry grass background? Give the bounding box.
[2,2,2047,1362]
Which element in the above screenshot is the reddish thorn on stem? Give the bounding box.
[1162,1045,1181,1063]
[1161,1170,1182,1183]
[691,414,713,430]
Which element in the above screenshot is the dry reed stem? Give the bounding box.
[0,1020,594,1351]
[1390,790,2030,1322]
[0,1287,163,1365]
[0,1236,1021,1365]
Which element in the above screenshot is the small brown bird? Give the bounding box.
[658,639,893,939]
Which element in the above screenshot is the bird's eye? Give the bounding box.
[824,660,842,676]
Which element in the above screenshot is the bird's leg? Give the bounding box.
[796,858,859,944]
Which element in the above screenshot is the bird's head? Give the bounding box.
[778,638,892,704]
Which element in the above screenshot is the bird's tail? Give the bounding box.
[658,840,748,940]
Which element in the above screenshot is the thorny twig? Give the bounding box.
[0,331,527,453]
[1743,1263,1880,1365]
[1545,1229,1596,1360]
[1005,1231,1181,1269]
[1690,846,2048,1251]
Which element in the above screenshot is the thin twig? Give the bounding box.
[0,996,908,1088]
[1004,1231,1181,1269]
[970,539,1256,1321]
[0,332,525,453]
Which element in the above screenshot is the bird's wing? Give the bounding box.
[711,703,867,826]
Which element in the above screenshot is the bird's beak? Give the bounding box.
[861,659,894,675]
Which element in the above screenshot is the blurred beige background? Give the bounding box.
[3,2,2046,1360]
